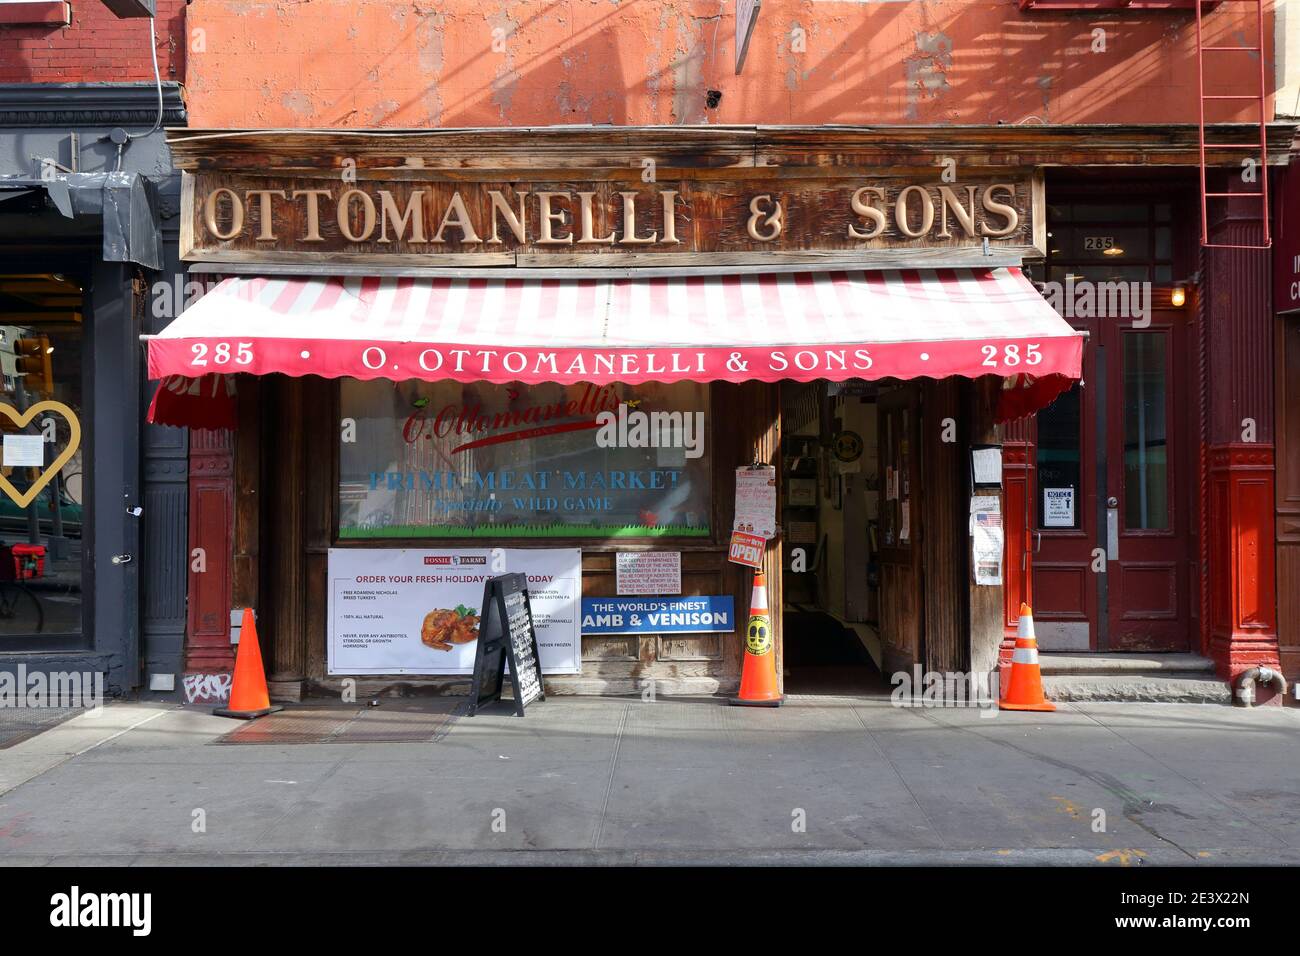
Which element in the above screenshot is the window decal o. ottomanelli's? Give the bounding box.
[338,380,712,540]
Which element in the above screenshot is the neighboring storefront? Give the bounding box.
[0,82,189,696]
[1274,156,1300,688]
[148,124,1290,701]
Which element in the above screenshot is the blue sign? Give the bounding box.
[580,596,736,635]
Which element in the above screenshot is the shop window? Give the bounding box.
[1122,333,1170,531]
[1036,384,1082,530]
[0,274,86,639]
[1045,198,1178,285]
[338,379,712,539]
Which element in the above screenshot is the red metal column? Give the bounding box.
[182,428,236,684]
[1203,189,1282,701]
[1207,445,1278,686]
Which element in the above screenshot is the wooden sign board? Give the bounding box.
[467,572,546,717]
[181,171,1045,267]
[735,0,761,75]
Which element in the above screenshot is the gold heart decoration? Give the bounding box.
[0,401,81,509]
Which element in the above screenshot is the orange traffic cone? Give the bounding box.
[1000,602,1055,712]
[730,570,783,707]
[213,608,283,719]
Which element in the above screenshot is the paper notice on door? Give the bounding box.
[971,446,1003,488]
[899,499,910,542]
[972,511,1004,586]
[1043,487,1075,527]
[2,434,44,467]
[969,494,1001,534]
[733,466,777,538]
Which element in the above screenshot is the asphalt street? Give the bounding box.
[1,695,1298,865]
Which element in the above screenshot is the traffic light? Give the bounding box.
[14,336,53,398]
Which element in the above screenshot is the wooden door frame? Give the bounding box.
[1027,286,1200,653]
[1104,304,1194,651]
[876,384,924,674]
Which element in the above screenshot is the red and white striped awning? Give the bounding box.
[147,268,1082,423]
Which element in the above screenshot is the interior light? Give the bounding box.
[1102,246,1124,257]
[1171,287,1186,308]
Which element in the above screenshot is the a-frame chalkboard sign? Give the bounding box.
[467,573,546,717]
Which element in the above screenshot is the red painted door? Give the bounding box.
[1105,310,1191,650]
[1033,307,1192,651]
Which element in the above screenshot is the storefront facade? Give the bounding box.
[0,81,189,698]
[147,123,1292,702]
[1275,156,1300,686]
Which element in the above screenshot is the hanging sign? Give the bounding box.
[728,530,766,568]
[467,573,545,717]
[581,596,735,635]
[734,465,777,537]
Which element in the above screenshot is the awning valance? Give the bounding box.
[146,267,1082,425]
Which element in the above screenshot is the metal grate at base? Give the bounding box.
[216,701,464,745]
[0,706,81,749]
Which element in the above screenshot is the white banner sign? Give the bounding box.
[327,548,582,675]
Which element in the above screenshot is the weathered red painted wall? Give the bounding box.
[0,0,186,83]
[181,0,1277,128]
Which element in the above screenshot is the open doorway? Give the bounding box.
[780,381,886,695]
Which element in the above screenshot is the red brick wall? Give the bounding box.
[0,0,185,83]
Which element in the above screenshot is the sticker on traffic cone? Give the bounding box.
[999,602,1055,712]
[213,608,283,720]
[730,570,783,707]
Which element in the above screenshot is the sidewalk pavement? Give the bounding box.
[2,694,1299,866]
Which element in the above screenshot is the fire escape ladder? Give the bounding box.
[1196,0,1271,249]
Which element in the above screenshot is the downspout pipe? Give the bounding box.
[1234,667,1288,707]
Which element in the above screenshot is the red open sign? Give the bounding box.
[728,530,766,569]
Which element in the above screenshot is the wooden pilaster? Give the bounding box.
[266,375,309,700]
[967,377,1005,680]
[999,416,1034,682]
[183,427,234,674]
